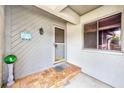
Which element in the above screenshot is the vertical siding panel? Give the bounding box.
[0,5,4,87]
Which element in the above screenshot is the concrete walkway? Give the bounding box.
[64,72,112,88]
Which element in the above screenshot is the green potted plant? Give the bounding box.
[110,35,120,50]
[3,55,17,87]
[111,35,119,44]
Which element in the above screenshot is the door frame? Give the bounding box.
[52,24,67,64]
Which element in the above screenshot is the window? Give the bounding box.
[84,21,97,49]
[84,13,121,51]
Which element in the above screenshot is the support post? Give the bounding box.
[7,64,15,87]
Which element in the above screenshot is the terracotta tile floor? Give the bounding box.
[11,62,81,88]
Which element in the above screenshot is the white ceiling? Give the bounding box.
[69,5,101,15]
[39,5,102,16]
[44,5,67,12]
[45,5,59,10]
[35,5,102,24]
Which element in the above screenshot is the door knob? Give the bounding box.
[55,44,57,47]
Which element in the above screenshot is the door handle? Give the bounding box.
[54,43,57,47]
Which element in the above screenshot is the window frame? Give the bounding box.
[83,12,123,53]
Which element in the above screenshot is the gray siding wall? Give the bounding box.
[3,5,66,83]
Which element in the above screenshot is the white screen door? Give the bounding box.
[54,27,65,62]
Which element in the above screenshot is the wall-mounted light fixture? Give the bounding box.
[39,27,44,35]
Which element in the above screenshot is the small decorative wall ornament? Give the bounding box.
[21,32,32,40]
[39,27,44,35]
[3,55,17,87]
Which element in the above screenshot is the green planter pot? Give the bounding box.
[4,55,17,64]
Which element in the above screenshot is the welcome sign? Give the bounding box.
[21,32,32,40]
